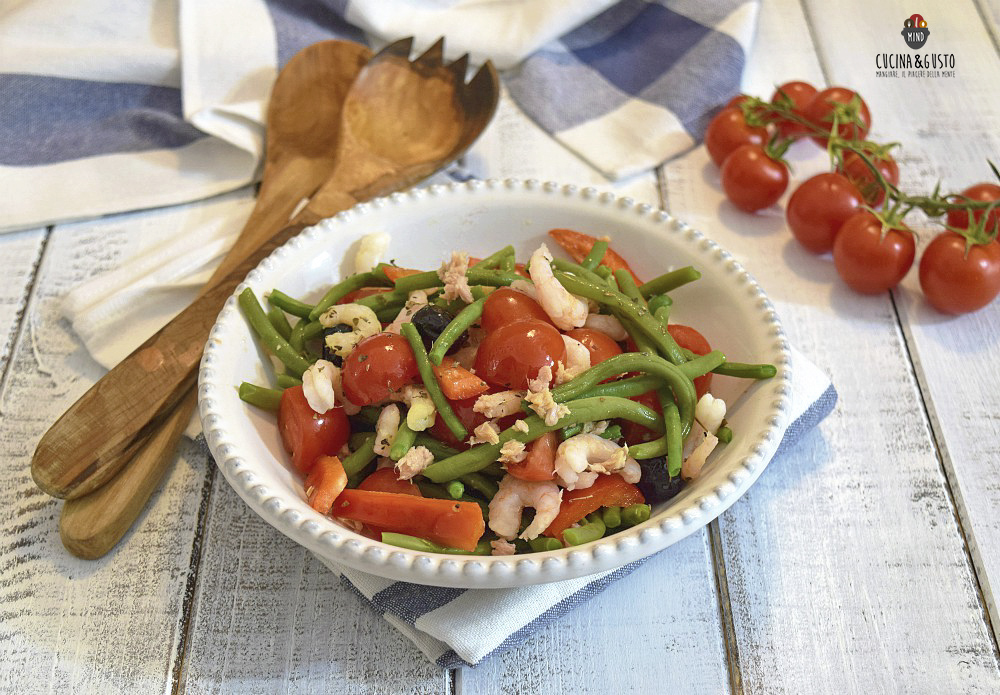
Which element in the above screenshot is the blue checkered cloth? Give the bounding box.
[0,0,757,231]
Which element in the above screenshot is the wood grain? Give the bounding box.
[0,228,45,378]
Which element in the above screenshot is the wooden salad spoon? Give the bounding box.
[40,37,499,557]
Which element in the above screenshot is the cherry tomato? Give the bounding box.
[564,328,623,366]
[667,324,713,399]
[342,332,419,405]
[480,287,552,334]
[278,384,350,474]
[946,183,1000,235]
[474,318,566,389]
[803,87,871,145]
[622,390,662,446]
[358,467,422,496]
[832,211,915,294]
[838,150,899,206]
[704,106,768,168]
[720,144,789,213]
[786,173,863,253]
[726,94,750,108]
[428,393,519,451]
[918,232,1000,314]
[505,431,557,481]
[770,80,818,138]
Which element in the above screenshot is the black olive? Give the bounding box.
[321,324,352,366]
[411,305,466,354]
[636,456,685,504]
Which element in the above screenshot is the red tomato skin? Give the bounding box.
[704,107,768,168]
[429,393,519,451]
[342,332,419,405]
[358,468,423,496]
[278,385,350,474]
[505,431,558,481]
[622,390,663,446]
[838,151,899,206]
[474,319,567,390]
[564,328,623,366]
[338,287,390,304]
[786,173,864,253]
[667,324,713,399]
[720,144,789,213]
[804,87,871,145]
[946,183,1000,235]
[771,81,818,138]
[480,287,553,334]
[918,233,1000,314]
[832,212,915,294]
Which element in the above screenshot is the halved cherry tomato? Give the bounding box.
[667,324,713,399]
[704,106,768,168]
[548,228,642,285]
[304,455,348,514]
[358,467,423,496]
[429,393,519,450]
[474,318,566,390]
[505,431,557,481]
[432,358,489,401]
[564,328,622,366]
[278,384,350,474]
[342,332,419,405]
[480,287,553,334]
[331,490,485,551]
[543,474,645,540]
[338,287,390,304]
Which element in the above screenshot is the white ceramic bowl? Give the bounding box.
[199,178,791,588]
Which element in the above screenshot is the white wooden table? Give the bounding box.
[4,1,1000,692]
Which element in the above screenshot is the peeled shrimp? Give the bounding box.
[373,404,400,457]
[488,475,563,541]
[301,359,338,413]
[528,244,588,331]
[318,303,379,358]
[554,433,639,490]
[556,334,591,385]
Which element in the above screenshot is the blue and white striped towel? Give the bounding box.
[1,0,758,232]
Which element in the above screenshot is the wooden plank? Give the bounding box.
[806,0,1000,653]
[456,86,729,691]
[0,227,45,375]
[663,0,1000,691]
[0,217,209,694]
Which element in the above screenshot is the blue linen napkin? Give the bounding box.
[1,0,757,232]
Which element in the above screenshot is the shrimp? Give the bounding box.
[584,313,628,341]
[488,475,563,540]
[318,303,380,358]
[354,232,390,273]
[301,359,338,413]
[554,433,639,490]
[528,244,588,330]
[695,393,727,434]
[373,404,400,457]
[556,334,591,385]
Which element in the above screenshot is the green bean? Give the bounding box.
[351,405,381,427]
[346,460,377,489]
[601,506,622,529]
[445,480,465,499]
[580,240,609,270]
[356,287,408,313]
[551,258,609,287]
[614,269,658,355]
[528,537,563,552]
[621,503,651,527]
[560,422,624,441]
[639,266,701,297]
[238,288,312,376]
[577,374,663,401]
[289,317,307,353]
[646,293,672,315]
[595,265,613,284]
[459,472,499,500]
[479,461,505,478]
[349,431,372,450]
[653,303,671,327]
[428,296,486,365]
[562,515,607,546]
[308,271,391,321]
[711,361,777,379]
[499,254,516,272]
[268,289,313,318]
[422,396,662,482]
[548,352,696,437]
[389,420,418,461]
[394,270,441,292]
[717,425,733,444]
[662,396,684,477]
[413,433,460,461]
[275,373,301,389]
[554,270,688,364]
[400,322,467,441]
[375,305,403,323]
[415,480,451,499]
[676,351,727,382]
[266,306,293,340]
[476,245,516,269]
[341,433,377,477]
[380,532,492,555]
[238,382,283,411]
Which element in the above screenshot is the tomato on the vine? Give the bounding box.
[804,87,871,145]
[704,106,768,168]
[480,287,552,334]
[278,384,350,474]
[832,211,915,294]
[342,332,419,405]
[720,144,789,213]
[838,150,899,206]
[771,81,818,138]
[946,183,1000,235]
[474,318,566,389]
[918,232,1000,314]
[786,172,863,253]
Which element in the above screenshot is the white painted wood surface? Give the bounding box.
[3,1,1000,693]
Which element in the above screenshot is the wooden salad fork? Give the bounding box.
[40,37,499,558]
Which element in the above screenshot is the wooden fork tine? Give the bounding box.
[447,53,470,82]
[416,37,445,67]
[379,36,415,59]
[468,60,499,97]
